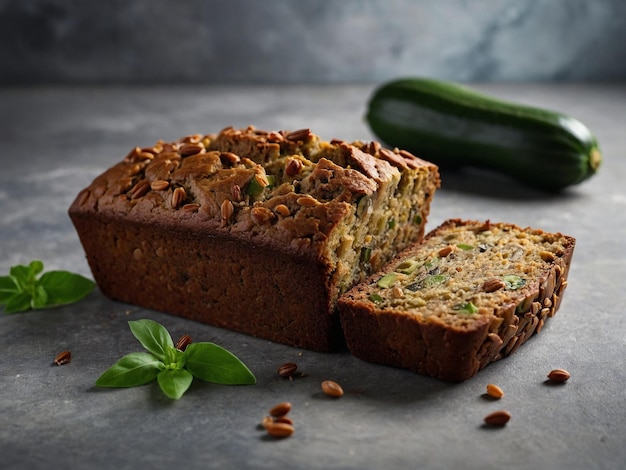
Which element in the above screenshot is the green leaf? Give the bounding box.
[10,260,44,289]
[95,352,164,388]
[184,342,256,385]
[28,260,44,277]
[157,369,193,399]
[8,267,30,291]
[0,276,20,304]
[3,291,32,313]
[164,346,185,369]
[128,319,174,362]
[2,261,96,314]
[37,271,95,306]
[31,285,48,309]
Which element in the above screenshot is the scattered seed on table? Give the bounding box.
[54,350,71,366]
[321,380,344,398]
[274,416,294,426]
[547,368,571,383]
[266,422,295,438]
[486,383,504,399]
[484,410,511,427]
[269,402,292,418]
[277,362,298,380]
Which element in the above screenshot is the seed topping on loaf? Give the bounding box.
[72,126,440,295]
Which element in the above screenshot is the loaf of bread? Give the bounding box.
[338,219,575,381]
[69,126,440,351]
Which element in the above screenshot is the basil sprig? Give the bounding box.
[96,319,256,399]
[0,260,96,313]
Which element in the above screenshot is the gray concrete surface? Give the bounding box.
[0,83,625,469]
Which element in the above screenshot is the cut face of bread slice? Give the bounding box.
[338,219,575,380]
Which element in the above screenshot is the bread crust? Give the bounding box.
[338,219,575,380]
[69,126,440,351]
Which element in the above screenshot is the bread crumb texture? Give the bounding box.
[338,219,575,380]
[69,126,440,351]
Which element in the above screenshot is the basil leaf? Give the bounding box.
[31,285,48,309]
[3,291,32,314]
[10,260,44,288]
[96,352,164,388]
[0,276,20,304]
[9,266,31,290]
[184,342,256,385]
[157,369,193,400]
[96,319,256,400]
[28,260,44,278]
[37,271,95,306]
[2,261,96,314]
[164,346,185,369]
[128,319,174,361]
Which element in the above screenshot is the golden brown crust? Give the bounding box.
[69,126,440,351]
[338,219,575,380]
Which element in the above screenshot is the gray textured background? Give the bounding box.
[2,0,625,85]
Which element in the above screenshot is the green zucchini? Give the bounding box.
[366,78,602,190]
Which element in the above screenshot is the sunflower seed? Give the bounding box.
[54,350,72,366]
[547,368,570,383]
[484,410,511,426]
[269,402,292,418]
[321,380,344,398]
[486,383,504,399]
